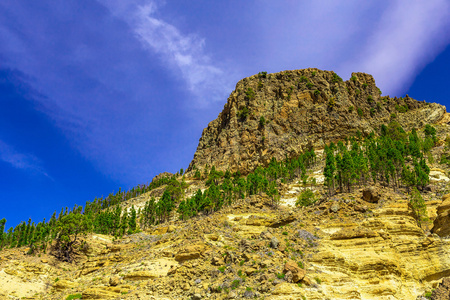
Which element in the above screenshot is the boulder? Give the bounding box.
[109,276,121,286]
[270,237,279,249]
[362,187,381,203]
[283,260,305,283]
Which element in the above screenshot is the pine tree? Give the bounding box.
[324,147,336,195]
[128,206,137,234]
[54,213,87,262]
[409,187,427,227]
[0,218,6,249]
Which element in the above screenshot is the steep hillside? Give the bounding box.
[188,69,446,174]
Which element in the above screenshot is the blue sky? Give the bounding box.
[1,1,450,229]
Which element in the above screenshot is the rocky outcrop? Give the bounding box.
[432,193,450,237]
[431,277,450,300]
[188,68,446,174]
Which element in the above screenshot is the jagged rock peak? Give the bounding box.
[188,68,446,174]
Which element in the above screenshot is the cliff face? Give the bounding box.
[188,68,446,174]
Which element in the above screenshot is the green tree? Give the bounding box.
[53,213,87,262]
[324,146,336,195]
[409,188,427,227]
[0,218,6,249]
[128,206,137,234]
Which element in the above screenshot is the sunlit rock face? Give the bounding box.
[188,68,445,175]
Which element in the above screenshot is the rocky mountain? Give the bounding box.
[2,69,450,300]
[188,68,445,174]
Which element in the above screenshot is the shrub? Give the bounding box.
[355,89,360,95]
[370,108,375,116]
[362,83,368,88]
[332,72,343,83]
[351,75,357,82]
[282,231,288,235]
[306,82,314,89]
[314,90,321,96]
[395,104,408,113]
[367,95,373,103]
[231,279,240,289]
[297,261,304,269]
[311,71,317,76]
[391,113,397,119]
[357,108,363,117]
[315,277,322,284]
[218,266,226,273]
[276,273,285,279]
[258,71,267,78]
[66,294,82,300]
[300,76,308,82]
[296,189,316,207]
[257,81,263,90]
[237,106,249,121]
[348,106,354,112]
[245,88,255,100]
[259,116,266,127]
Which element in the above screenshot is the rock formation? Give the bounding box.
[188,69,446,174]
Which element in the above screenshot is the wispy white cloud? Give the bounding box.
[0,140,50,178]
[341,0,450,95]
[98,0,232,105]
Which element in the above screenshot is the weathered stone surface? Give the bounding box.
[82,287,121,299]
[123,271,157,280]
[174,243,207,262]
[330,226,379,240]
[432,194,450,237]
[53,279,79,291]
[431,277,450,300]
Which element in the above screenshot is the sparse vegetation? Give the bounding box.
[296,189,316,207]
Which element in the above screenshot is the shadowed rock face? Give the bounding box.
[188,68,446,174]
